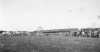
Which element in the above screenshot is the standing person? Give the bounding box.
[94,31,99,38]
[97,31,100,38]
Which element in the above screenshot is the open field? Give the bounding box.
[0,34,100,52]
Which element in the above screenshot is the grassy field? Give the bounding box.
[0,34,100,52]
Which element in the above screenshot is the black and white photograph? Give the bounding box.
[0,0,100,52]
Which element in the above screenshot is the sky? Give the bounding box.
[0,0,100,31]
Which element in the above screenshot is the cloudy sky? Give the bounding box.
[0,0,100,31]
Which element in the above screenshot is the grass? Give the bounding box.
[0,34,100,52]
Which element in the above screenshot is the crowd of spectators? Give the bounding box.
[0,28,100,38]
[35,28,100,38]
[71,28,100,38]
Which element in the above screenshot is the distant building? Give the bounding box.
[34,28,79,36]
[35,26,44,31]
